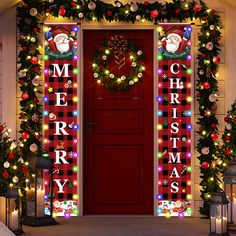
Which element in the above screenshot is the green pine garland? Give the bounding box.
[218,100,236,169]
[0,123,30,196]
[17,0,222,216]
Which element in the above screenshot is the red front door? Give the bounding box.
[83,30,153,215]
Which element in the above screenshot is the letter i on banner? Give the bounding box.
[156,24,193,217]
[43,24,80,217]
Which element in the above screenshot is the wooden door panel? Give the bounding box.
[94,145,143,203]
[83,30,153,215]
[94,110,144,134]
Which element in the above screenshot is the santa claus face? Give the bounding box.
[54,33,70,53]
[166,33,182,53]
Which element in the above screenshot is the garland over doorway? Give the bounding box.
[17,0,222,216]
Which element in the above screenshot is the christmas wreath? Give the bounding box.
[92,35,145,91]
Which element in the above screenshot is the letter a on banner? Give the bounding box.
[156,24,193,217]
[43,24,79,216]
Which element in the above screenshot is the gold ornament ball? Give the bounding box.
[201,147,210,155]
[88,2,96,10]
[30,8,38,16]
[130,3,138,12]
[12,176,19,183]
[3,161,10,168]
[78,13,84,18]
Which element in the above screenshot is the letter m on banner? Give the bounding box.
[156,24,193,217]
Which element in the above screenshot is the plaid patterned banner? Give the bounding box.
[43,24,79,217]
[156,24,193,217]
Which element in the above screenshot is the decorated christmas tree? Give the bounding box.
[0,123,30,196]
[219,99,236,168]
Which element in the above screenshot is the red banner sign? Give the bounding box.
[156,24,193,217]
[43,24,79,217]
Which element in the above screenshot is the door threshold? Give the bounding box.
[83,215,155,217]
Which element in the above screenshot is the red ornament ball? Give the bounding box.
[106,11,113,16]
[33,67,39,73]
[21,93,29,100]
[203,82,211,89]
[193,4,202,12]
[151,10,159,18]
[211,132,218,141]
[33,27,38,33]
[202,162,210,169]
[211,123,217,128]
[23,3,29,9]
[224,117,229,122]
[45,9,50,15]
[31,56,38,65]
[22,166,28,174]
[2,171,9,179]
[175,9,180,14]
[70,1,77,7]
[201,54,206,59]
[202,16,207,22]
[213,56,220,65]
[21,46,27,51]
[233,117,236,123]
[59,6,66,16]
[225,148,231,155]
[0,125,4,131]
[21,132,29,140]
[211,9,216,14]
[225,135,231,142]
[9,153,14,159]
[144,1,149,5]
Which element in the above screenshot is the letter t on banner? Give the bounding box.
[43,24,80,217]
[156,24,193,217]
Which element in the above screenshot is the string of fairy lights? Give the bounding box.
[17,0,222,217]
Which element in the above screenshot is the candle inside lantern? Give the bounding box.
[37,188,45,217]
[216,218,222,234]
[9,209,18,231]
[233,197,236,223]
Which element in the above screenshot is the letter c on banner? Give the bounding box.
[170,63,180,74]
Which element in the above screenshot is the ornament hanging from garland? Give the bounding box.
[92,35,145,91]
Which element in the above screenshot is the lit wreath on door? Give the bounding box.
[92,35,145,91]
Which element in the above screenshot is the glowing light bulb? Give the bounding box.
[43,124,49,130]
[73,96,78,102]
[157,124,163,130]
[72,194,78,200]
[73,68,78,74]
[186,194,192,200]
[157,152,162,158]
[105,49,110,54]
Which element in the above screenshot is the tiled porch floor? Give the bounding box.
[23,216,211,236]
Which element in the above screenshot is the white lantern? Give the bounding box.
[209,192,229,236]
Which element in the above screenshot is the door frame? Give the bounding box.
[79,24,157,216]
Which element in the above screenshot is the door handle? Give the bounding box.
[85,121,97,125]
